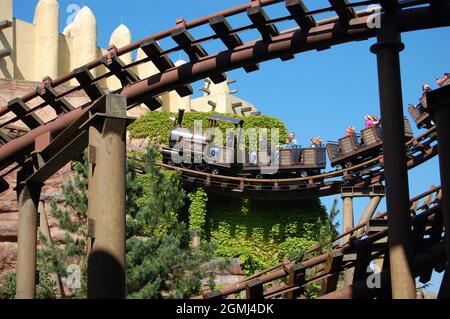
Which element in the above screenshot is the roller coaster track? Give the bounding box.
[194,186,445,299]
[0,0,449,196]
[157,126,438,198]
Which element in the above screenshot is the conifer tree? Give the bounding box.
[38,148,215,299]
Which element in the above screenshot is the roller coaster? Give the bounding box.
[0,0,449,299]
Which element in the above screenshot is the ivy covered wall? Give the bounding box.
[129,111,289,146]
[129,111,333,276]
[203,194,332,275]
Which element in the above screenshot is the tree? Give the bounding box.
[38,147,215,299]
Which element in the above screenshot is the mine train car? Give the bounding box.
[326,117,414,169]
[161,111,327,178]
[408,78,449,130]
[162,111,416,178]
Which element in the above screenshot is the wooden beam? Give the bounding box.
[286,263,306,299]
[36,84,74,114]
[102,54,140,85]
[352,239,374,283]
[379,0,401,13]
[328,0,355,26]
[171,27,227,84]
[171,27,208,61]
[429,0,449,12]
[0,20,13,31]
[74,67,103,101]
[0,130,11,145]
[247,5,279,42]
[7,98,44,130]
[285,0,316,31]
[320,251,344,295]
[245,278,264,299]
[209,16,260,73]
[0,48,12,59]
[140,40,175,72]
[0,177,9,193]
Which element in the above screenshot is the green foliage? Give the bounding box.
[188,188,208,232]
[39,147,215,299]
[128,111,288,147]
[38,153,89,298]
[0,271,57,299]
[205,195,331,276]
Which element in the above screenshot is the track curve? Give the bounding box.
[0,0,448,196]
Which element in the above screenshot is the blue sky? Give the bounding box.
[13,0,449,293]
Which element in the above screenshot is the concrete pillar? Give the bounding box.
[370,24,415,299]
[0,0,14,79]
[87,95,127,299]
[107,24,132,91]
[34,0,59,80]
[342,196,354,285]
[15,175,42,299]
[71,7,97,78]
[425,85,450,298]
[356,196,382,236]
[162,60,191,112]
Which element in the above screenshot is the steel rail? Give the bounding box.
[0,1,436,124]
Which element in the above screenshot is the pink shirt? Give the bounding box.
[365,120,374,128]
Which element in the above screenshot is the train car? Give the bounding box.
[408,104,433,130]
[326,117,413,168]
[409,78,449,130]
[162,111,327,179]
[241,147,326,178]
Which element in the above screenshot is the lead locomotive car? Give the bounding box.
[162,110,415,179]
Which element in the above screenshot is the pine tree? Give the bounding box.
[38,147,215,299]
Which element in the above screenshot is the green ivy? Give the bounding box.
[205,194,330,276]
[128,111,288,147]
[188,188,208,232]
